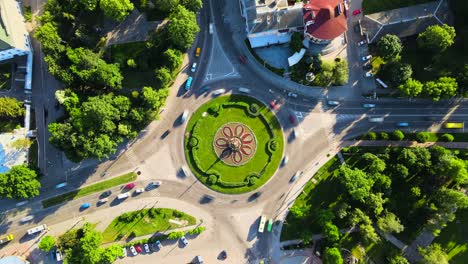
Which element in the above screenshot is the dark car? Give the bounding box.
[100,190,112,198]
[219,250,227,260]
[363,64,372,71]
[289,114,297,125]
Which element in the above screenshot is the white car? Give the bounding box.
[20,215,34,223]
[364,71,374,78]
[144,243,150,253]
[361,55,372,61]
[357,40,367,46]
[98,198,109,204]
[290,171,303,182]
[135,188,145,194]
[181,236,189,246]
[181,110,189,123]
[327,100,340,106]
[130,246,138,256]
[212,89,226,96]
[363,103,376,108]
[287,92,298,98]
[239,87,251,93]
[191,62,197,72]
[281,155,289,166]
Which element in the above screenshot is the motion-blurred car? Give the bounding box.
[397,122,409,127]
[364,71,374,78]
[357,40,367,46]
[20,215,34,223]
[290,171,303,182]
[362,103,376,108]
[287,92,298,98]
[80,203,90,210]
[135,188,145,194]
[269,99,280,110]
[281,155,289,166]
[352,9,362,15]
[327,100,340,106]
[98,198,109,204]
[124,183,136,190]
[191,62,197,73]
[0,234,14,245]
[361,55,372,61]
[181,110,189,123]
[212,89,226,96]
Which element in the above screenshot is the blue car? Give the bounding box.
[185,77,193,91]
[80,203,91,210]
[397,122,409,127]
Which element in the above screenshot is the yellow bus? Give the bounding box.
[444,122,464,129]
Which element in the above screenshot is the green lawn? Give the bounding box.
[362,0,434,14]
[102,208,196,243]
[434,209,468,264]
[341,233,400,264]
[184,95,284,194]
[42,172,137,208]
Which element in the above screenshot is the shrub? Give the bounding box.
[188,226,206,235]
[247,103,260,117]
[380,132,389,140]
[188,136,199,147]
[217,179,247,188]
[208,103,221,115]
[364,132,377,140]
[441,133,454,142]
[267,139,278,153]
[207,174,218,185]
[119,212,134,223]
[126,59,137,68]
[167,231,185,240]
[246,175,259,186]
[416,132,430,143]
[392,130,405,141]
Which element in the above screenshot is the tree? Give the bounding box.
[418,24,456,52]
[433,188,468,213]
[436,155,468,185]
[392,164,409,179]
[332,60,349,85]
[440,133,454,142]
[180,0,203,12]
[290,32,303,53]
[338,166,374,202]
[397,147,431,174]
[416,132,431,143]
[154,0,179,13]
[167,5,200,50]
[39,236,56,252]
[323,222,340,243]
[423,77,458,101]
[163,48,183,72]
[377,212,404,234]
[380,61,412,87]
[392,130,405,141]
[389,255,410,264]
[289,204,310,219]
[365,192,386,216]
[398,78,423,98]
[323,247,343,264]
[141,87,168,110]
[0,165,41,199]
[100,245,124,263]
[419,243,449,264]
[362,153,386,173]
[0,97,24,119]
[315,61,334,87]
[81,0,99,10]
[155,67,173,88]
[34,22,65,55]
[377,34,402,60]
[359,223,380,243]
[365,132,377,140]
[100,0,134,21]
[348,208,371,226]
[316,208,335,226]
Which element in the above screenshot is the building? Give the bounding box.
[361,0,451,43]
[0,256,29,264]
[303,0,348,44]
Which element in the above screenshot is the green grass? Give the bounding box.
[434,209,468,264]
[184,95,284,194]
[362,0,434,14]
[0,63,11,90]
[42,172,137,208]
[102,208,196,243]
[121,70,157,89]
[370,56,384,75]
[341,233,400,264]
[28,139,38,169]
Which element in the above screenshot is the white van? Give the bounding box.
[369,117,384,123]
[117,193,129,200]
[27,224,47,235]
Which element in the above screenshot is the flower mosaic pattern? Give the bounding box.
[213,122,257,166]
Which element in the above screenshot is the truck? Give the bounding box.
[27,224,47,235]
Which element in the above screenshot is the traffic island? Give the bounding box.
[184,95,284,194]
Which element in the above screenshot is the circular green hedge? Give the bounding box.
[184,95,284,194]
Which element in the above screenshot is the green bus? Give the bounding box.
[266,219,273,232]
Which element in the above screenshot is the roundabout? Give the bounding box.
[184,94,284,194]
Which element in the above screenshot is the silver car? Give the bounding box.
[181,236,189,246]
[363,103,376,108]
[181,110,189,123]
[191,62,197,72]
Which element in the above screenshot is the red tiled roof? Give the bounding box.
[303,0,347,40]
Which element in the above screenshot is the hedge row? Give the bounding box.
[362,131,456,142]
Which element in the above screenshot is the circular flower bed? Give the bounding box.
[184,95,284,194]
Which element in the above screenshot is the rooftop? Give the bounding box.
[0,0,29,51]
[303,0,348,40]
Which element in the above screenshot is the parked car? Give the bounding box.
[80,203,91,210]
[292,129,300,138]
[56,250,63,261]
[281,155,289,167]
[100,190,112,198]
[191,62,197,73]
[144,243,150,253]
[352,9,362,15]
[195,47,201,57]
[289,114,297,125]
[185,77,193,91]
[364,71,374,78]
[212,88,226,96]
[117,193,130,200]
[181,236,189,246]
[357,40,367,46]
[181,110,189,123]
[130,246,138,256]
[194,255,204,263]
[148,181,162,189]
[20,215,34,223]
[290,171,303,182]
[124,183,136,190]
[362,103,376,108]
[135,188,145,194]
[154,240,163,250]
[287,92,298,98]
[361,55,372,61]
[134,245,143,253]
[98,198,109,204]
[327,100,340,106]
[397,122,409,127]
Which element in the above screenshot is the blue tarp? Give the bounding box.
[0,144,8,173]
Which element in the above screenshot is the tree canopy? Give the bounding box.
[422,77,458,101]
[39,235,56,252]
[290,32,303,53]
[376,212,404,234]
[418,24,456,52]
[338,166,374,202]
[180,0,203,12]
[398,78,423,98]
[377,34,403,60]
[167,5,200,50]
[0,97,24,119]
[100,0,134,21]
[380,61,413,87]
[0,165,41,199]
[419,243,449,264]
[324,247,343,264]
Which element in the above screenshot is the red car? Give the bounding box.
[269,99,280,110]
[352,9,362,16]
[239,55,247,64]
[289,114,297,125]
[134,245,143,253]
[124,183,136,190]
